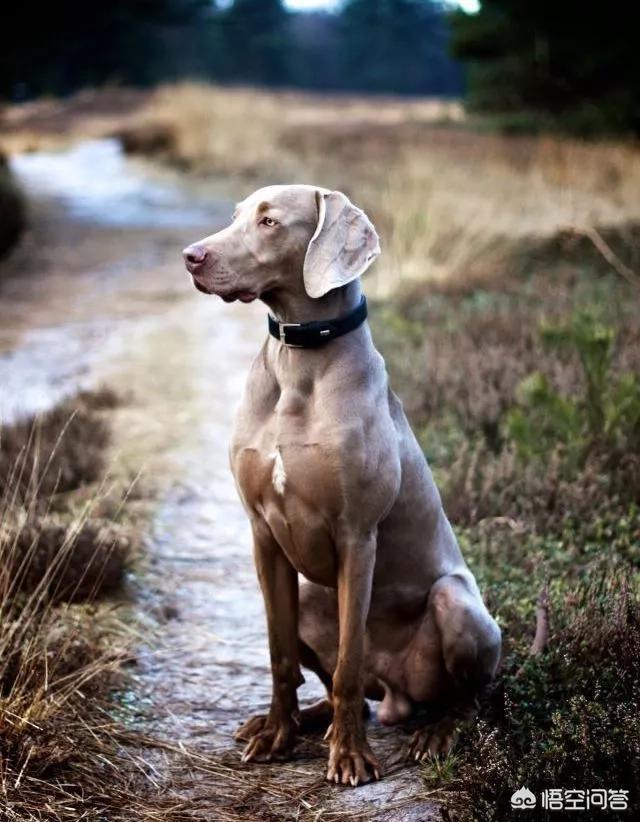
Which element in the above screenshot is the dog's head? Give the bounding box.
[182,184,380,302]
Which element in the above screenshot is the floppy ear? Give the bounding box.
[303,190,380,299]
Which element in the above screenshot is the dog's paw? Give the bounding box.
[325,725,381,787]
[408,717,456,761]
[240,720,296,763]
[234,713,268,743]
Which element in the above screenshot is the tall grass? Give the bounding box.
[116,82,462,178]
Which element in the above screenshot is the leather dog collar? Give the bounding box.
[268,295,368,348]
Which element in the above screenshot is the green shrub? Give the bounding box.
[507,311,640,469]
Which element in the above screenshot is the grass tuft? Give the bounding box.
[0,389,141,820]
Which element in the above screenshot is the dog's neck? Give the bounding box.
[261,280,362,325]
[259,279,372,390]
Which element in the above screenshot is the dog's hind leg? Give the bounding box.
[407,571,501,760]
[297,640,373,732]
[296,584,338,735]
[296,638,334,732]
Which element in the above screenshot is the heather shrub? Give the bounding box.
[372,263,640,820]
[453,575,640,822]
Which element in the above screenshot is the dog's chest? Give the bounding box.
[231,398,342,586]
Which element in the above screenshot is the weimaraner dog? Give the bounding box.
[183,185,501,787]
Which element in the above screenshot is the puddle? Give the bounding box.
[0,318,131,423]
[9,138,221,228]
[1,137,227,422]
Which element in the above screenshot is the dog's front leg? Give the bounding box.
[238,518,301,763]
[326,530,381,786]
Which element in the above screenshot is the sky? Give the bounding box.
[284,0,481,12]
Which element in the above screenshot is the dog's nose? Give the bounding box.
[183,244,208,268]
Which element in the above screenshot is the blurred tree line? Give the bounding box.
[451,0,640,135]
[0,0,462,99]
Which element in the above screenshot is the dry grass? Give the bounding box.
[371,135,640,294]
[0,389,141,820]
[115,82,640,297]
[121,731,444,822]
[4,82,638,296]
[115,82,463,178]
[0,388,118,505]
[3,83,639,297]
[0,87,146,155]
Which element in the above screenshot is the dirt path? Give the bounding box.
[0,140,439,821]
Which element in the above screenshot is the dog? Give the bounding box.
[183,185,501,787]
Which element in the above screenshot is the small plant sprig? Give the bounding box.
[506,310,640,470]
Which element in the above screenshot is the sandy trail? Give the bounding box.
[0,140,438,820]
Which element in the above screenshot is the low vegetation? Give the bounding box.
[372,258,639,820]
[0,388,139,820]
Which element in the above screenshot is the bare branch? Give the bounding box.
[567,225,640,289]
[530,584,550,656]
[516,584,550,677]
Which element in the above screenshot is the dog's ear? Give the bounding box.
[303,190,380,299]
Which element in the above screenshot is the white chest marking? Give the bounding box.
[270,448,287,495]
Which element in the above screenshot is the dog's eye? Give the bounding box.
[260,216,277,227]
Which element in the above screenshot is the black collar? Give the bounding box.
[268,295,368,348]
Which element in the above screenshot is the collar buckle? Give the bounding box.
[278,322,303,348]
[268,295,367,349]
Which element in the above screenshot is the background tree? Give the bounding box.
[287,11,343,91]
[339,0,462,95]
[0,0,210,97]
[219,0,290,86]
[451,0,640,135]
[0,0,462,100]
